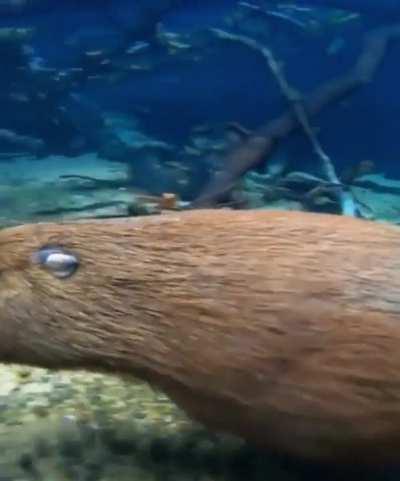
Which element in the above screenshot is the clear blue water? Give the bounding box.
[1,1,400,195]
[0,1,400,479]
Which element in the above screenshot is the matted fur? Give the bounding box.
[1,209,400,463]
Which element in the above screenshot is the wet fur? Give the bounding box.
[1,209,400,464]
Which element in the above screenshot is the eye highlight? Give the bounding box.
[31,246,79,279]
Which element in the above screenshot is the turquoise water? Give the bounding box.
[0,1,400,479]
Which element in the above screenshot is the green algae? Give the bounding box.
[0,364,302,480]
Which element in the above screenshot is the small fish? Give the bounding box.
[125,41,150,54]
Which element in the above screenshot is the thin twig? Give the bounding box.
[194,24,400,209]
[207,28,355,215]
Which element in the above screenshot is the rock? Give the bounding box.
[104,111,173,152]
[351,173,400,195]
[255,199,305,211]
[351,185,400,224]
[278,171,326,190]
[0,129,44,154]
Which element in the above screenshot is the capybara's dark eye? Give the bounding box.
[31,246,79,279]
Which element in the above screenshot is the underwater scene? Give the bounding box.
[1,0,400,480]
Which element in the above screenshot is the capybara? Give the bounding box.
[1,209,400,464]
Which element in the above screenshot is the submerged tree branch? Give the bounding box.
[193,24,400,208]
[207,28,356,216]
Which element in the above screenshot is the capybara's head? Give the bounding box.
[2,208,400,464]
[0,213,193,374]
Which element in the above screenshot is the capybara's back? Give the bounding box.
[1,209,400,464]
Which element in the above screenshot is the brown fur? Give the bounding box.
[2,209,400,464]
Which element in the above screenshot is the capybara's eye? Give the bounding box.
[31,246,79,279]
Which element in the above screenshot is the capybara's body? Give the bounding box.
[1,209,400,464]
